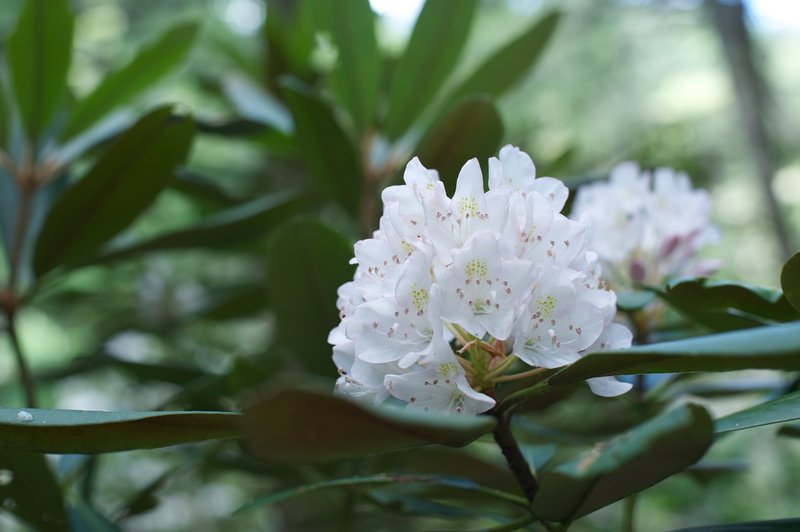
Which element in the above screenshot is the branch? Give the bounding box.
[491,411,538,504]
[5,309,37,407]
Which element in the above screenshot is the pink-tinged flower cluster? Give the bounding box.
[330,146,632,415]
[572,163,719,288]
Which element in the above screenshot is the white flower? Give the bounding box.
[330,146,633,416]
[572,163,719,287]
[351,253,441,368]
[385,338,495,415]
[438,230,536,340]
[512,265,607,369]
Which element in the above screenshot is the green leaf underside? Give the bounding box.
[415,98,503,194]
[62,22,199,140]
[534,404,713,522]
[267,219,355,375]
[309,0,380,132]
[384,0,477,139]
[449,10,561,102]
[6,0,74,141]
[714,390,800,434]
[235,474,526,515]
[0,408,241,453]
[0,448,67,530]
[616,290,656,312]
[549,321,800,386]
[33,106,194,275]
[653,277,799,331]
[243,388,496,464]
[222,75,293,133]
[283,80,362,215]
[781,252,800,313]
[84,189,312,266]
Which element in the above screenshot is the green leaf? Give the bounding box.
[6,0,74,141]
[267,219,353,375]
[222,75,293,134]
[62,22,199,140]
[242,388,496,463]
[194,117,276,138]
[384,0,477,139]
[449,10,561,102]
[714,390,800,434]
[0,408,241,453]
[235,474,526,516]
[263,0,316,84]
[194,284,268,321]
[652,277,799,331]
[549,322,800,386]
[0,448,67,531]
[781,252,800,313]
[84,190,312,266]
[616,290,656,312]
[283,80,362,215]
[114,465,181,522]
[308,0,380,132]
[673,518,800,531]
[682,459,747,485]
[533,404,713,522]
[415,98,503,194]
[171,170,240,209]
[33,106,195,275]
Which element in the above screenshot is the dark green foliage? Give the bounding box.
[5,0,74,141]
[243,388,496,464]
[0,408,241,453]
[33,106,195,275]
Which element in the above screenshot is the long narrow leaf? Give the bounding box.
[33,106,194,275]
[549,322,800,386]
[415,98,503,193]
[84,190,312,266]
[308,0,380,132]
[384,0,477,139]
[0,448,67,530]
[62,22,199,139]
[0,408,241,453]
[534,404,712,521]
[283,80,362,215]
[234,474,527,515]
[714,391,800,434]
[243,388,496,463]
[448,11,560,102]
[6,0,74,141]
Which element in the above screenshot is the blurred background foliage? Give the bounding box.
[0,0,798,530]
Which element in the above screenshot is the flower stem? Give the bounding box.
[491,411,538,504]
[622,493,637,532]
[8,176,35,288]
[493,366,548,384]
[4,309,37,407]
[444,321,470,346]
[2,145,39,408]
[484,355,519,381]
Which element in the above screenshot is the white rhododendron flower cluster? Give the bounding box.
[329,146,633,415]
[572,163,719,288]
